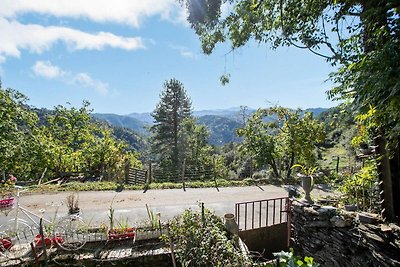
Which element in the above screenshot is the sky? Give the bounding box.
[0,0,338,115]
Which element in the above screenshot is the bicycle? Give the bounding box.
[0,186,88,261]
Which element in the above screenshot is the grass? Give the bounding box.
[318,144,351,171]
[26,178,274,193]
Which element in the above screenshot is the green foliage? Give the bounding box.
[237,108,280,176]
[24,179,261,193]
[0,88,47,179]
[291,165,318,177]
[263,249,319,267]
[161,205,251,267]
[0,174,17,197]
[237,107,325,180]
[179,117,212,165]
[45,102,141,179]
[338,160,379,211]
[146,204,160,228]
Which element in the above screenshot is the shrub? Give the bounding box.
[161,205,252,267]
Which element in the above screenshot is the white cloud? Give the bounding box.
[73,72,109,95]
[32,60,65,79]
[0,0,180,28]
[0,1,189,63]
[0,18,145,62]
[31,60,109,95]
[169,44,198,59]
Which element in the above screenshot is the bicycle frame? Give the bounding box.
[10,187,53,230]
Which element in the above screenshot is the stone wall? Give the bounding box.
[291,201,400,267]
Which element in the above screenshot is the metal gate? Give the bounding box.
[235,197,291,246]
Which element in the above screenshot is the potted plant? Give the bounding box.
[66,192,80,215]
[291,164,317,204]
[108,218,135,240]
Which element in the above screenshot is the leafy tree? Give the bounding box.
[271,107,326,178]
[0,87,47,179]
[237,109,280,177]
[237,107,325,180]
[45,101,95,175]
[45,101,141,179]
[179,117,212,165]
[150,79,192,173]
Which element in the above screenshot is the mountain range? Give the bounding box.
[93,107,328,146]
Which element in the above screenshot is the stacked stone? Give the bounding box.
[291,200,400,267]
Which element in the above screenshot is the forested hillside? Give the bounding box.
[92,113,149,136]
[197,115,242,145]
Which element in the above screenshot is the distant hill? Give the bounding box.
[193,107,257,120]
[92,113,149,136]
[128,107,257,123]
[197,115,242,145]
[126,112,154,124]
[96,107,329,147]
[305,107,328,117]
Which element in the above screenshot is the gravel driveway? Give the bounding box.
[1,185,333,227]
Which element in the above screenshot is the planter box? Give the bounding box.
[108,228,135,240]
[86,227,108,242]
[136,229,162,241]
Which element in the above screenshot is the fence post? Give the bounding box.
[336,156,340,174]
[181,159,186,191]
[213,157,219,192]
[148,161,152,184]
[124,159,130,184]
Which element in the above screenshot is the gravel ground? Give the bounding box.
[1,185,335,226]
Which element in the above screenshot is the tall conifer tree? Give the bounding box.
[151,79,192,173]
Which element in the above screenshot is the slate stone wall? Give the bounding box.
[291,201,400,267]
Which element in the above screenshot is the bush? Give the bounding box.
[161,205,252,267]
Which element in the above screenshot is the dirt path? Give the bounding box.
[1,185,333,226]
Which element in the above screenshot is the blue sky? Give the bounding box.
[0,1,338,115]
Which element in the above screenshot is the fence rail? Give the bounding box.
[235,197,290,231]
[125,168,147,185]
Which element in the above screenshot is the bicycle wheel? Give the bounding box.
[0,219,35,259]
[53,215,88,251]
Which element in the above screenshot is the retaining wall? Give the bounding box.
[291,201,400,267]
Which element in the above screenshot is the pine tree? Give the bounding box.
[150,79,192,174]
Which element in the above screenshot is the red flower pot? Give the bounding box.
[0,238,12,252]
[34,234,52,248]
[108,228,135,240]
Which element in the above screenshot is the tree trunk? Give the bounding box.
[270,158,280,178]
[374,136,395,221]
[286,151,295,181]
[389,136,400,219]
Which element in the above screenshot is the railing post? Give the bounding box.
[287,198,292,248]
[124,159,130,184]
